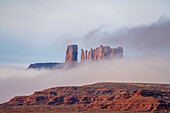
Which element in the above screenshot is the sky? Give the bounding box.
[0,0,170,66]
[0,0,170,104]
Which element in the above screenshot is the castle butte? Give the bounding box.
[28,44,123,69]
[81,44,123,62]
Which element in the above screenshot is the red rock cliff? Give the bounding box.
[81,49,88,62]
[88,44,123,61]
[1,82,169,112]
[65,45,78,63]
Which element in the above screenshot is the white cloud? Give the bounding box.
[81,17,170,57]
[1,0,170,38]
[0,0,170,104]
[0,0,170,63]
[0,56,170,103]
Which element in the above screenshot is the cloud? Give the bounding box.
[82,17,170,56]
[0,56,170,104]
[1,0,170,64]
[0,0,170,105]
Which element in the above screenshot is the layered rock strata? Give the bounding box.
[1,82,169,112]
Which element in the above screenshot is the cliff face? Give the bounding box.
[65,45,78,63]
[28,44,123,69]
[28,63,65,69]
[1,82,169,112]
[91,44,123,60]
[81,44,123,62]
[81,49,87,62]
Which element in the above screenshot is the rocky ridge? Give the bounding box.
[81,44,123,62]
[1,82,169,112]
[28,44,123,69]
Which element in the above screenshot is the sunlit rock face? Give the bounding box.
[1,82,170,112]
[28,44,123,69]
[88,44,123,61]
[65,45,78,64]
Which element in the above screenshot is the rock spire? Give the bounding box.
[65,45,78,63]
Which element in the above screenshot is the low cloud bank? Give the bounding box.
[0,56,170,103]
[1,18,170,104]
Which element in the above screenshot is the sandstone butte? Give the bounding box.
[0,82,170,113]
[65,44,123,63]
[28,44,123,69]
[81,44,123,62]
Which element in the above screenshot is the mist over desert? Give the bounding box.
[0,0,170,112]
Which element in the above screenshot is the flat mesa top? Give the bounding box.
[0,82,169,112]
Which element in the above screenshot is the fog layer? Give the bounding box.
[0,56,170,103]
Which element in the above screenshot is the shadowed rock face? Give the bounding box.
[1,82,169,112]
[81,49,84,63]
[88,48,93,61]
[81,49,88,62]
[65,45,78,63]
[85,50,88,60]
[28,63,65,69]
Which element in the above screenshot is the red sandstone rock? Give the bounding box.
[1,82,169,112]
[65,45,78,63]
[85,50,88,60]
[81,49,88,62]
[81,49,85,63]
[88,48,93,61]
[88,44,123,61]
